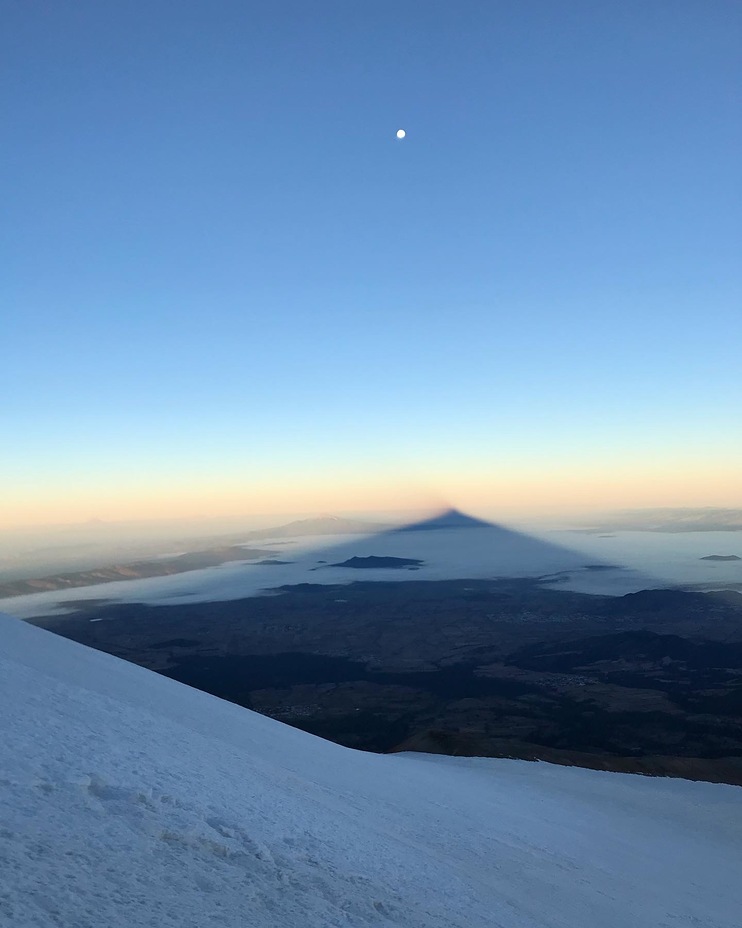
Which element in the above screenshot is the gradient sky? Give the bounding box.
[3,1,741,526]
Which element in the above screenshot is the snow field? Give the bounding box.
[1,614,741,928]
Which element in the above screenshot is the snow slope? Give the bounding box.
[1,613,741,928]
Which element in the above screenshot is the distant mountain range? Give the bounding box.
[0,510,496,597]
[579,508,742,533]
[0,546,277,598]
[241,515,392,539]
[0,516,393,597]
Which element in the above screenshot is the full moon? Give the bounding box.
[396,129,406,139]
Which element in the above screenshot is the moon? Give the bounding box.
[396,129,406,139]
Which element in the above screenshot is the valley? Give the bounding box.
[33,578,742,785]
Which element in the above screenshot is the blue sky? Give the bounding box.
[3,1,741,524]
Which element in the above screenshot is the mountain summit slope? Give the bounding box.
[1,614,741,928]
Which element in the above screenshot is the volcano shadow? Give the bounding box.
[260,507,659,597]
[7,508,738,619]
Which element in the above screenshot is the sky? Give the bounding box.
[3,1,741,527]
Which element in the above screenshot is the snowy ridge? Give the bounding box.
[1,613,741,927]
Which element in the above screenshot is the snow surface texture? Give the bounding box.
[6,525,740,620]
[1,613,741,928]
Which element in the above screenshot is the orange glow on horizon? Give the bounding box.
[3,460,741,530]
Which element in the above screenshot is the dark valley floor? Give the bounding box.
[33,579,742,784]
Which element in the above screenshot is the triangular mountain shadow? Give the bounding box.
[282,507,654,592]
[7,507,732,620]
[391,509,493,532]
[254,510,738,611]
